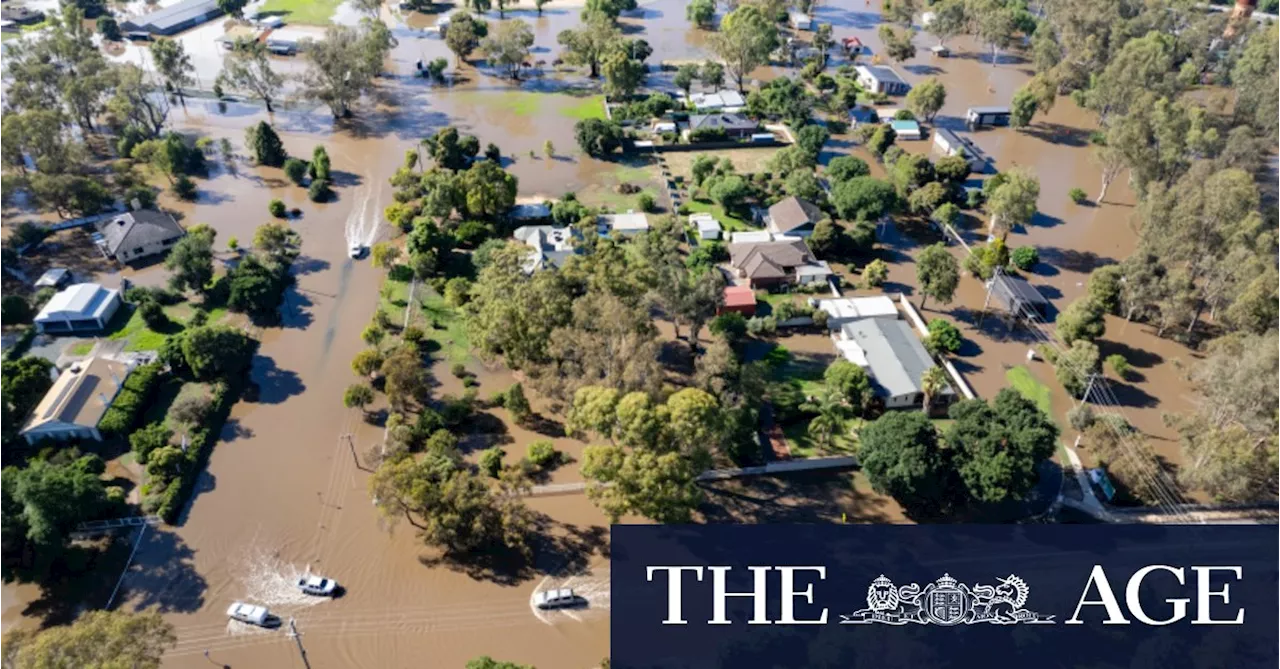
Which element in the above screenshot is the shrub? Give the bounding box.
[172,175,197,200]
[97,362,165,436]
[826,119,849,134]
[965,189,984,209]
[710,312,748,342]
[1,295,32,324]
[505,383,532,424]
[746,315,777,336]
[1105,354,1131,378]
[860,259,889,289]
[1067,404,1096,432]
[451,363,468,378]
[1068,187,1088,204]
[268,199,287,218]
[688,127,730,143]
[402,326,425,345]
[637,193,656,212]
[307,178,332,203]
[284,158,308,185]
[479,447,505,478]
[1010,246,1039,271]
[527,440,559,469]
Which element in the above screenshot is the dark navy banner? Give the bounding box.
[610,525,1278,669]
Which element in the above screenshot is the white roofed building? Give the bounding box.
[815,296,899,329]
[20,357,135,444]
[33,284,122,334]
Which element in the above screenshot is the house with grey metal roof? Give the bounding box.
[855,64,911,95]
[119,0,223,36]
[513,225,580,272]
[836,318,954,409]
[20,357,134,444]
[987,274,1050,317]
[766,197,823,238]
[686,113,760,139]
[95,210,186,263]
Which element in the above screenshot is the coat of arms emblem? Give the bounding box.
[840,573,1055,626]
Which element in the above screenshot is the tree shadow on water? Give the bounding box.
[246,355,306,404]
[113,527,208,614]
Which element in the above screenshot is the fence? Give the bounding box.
[895,293,977,400]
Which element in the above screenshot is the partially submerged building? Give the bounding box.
[95,209,186,264]
[987,274,1050,317]
[686,113,760,139]
[966,106,1011,129]
[856,65,911,95]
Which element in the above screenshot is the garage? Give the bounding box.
[33,283,122,334]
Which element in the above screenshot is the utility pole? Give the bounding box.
[978,266,998,328]
[288,617,312,669]
[1077,372,1098,408]
[345,434,372,473]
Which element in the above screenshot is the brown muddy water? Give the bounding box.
[4,1,1209,663]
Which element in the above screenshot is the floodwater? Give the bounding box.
[4,0,1209,663]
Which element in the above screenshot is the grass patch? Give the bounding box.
[560,95,607,120]
[765,345,827,397]
[68,341,95,356]
[1006,365,1053,417]
[576,158,662,211]
[105,306,179,352]
[782,417,860,458]
[682,199,755,232]
[257,0,344,24]
[418,290,470,364]
[661,147,782,181]
[450,90,544,117]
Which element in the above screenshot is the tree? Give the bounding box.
[219,39,284,112]
[700,60,725,90]
[926,0,966,47]
[299,23,392,117]
[3,456,109,576]
[582,0,637,19]
[710,6,778,92]
[245,121,287,167]
[825,155,870,184]
[890,153,935,196]
[985,167,1039,236]
[924,318,962,355]
[831,177,897,222]
[574,118,624,157]
[150,39,195,105]
[169,394,211,430]
[482,19,534,79]
[1,610,175,668]
[380,346,430,410]
[795,125,830,162]
[557,14,620,78]
[784,170,822,201]
[812,22,835,65]
[866,124,896,157]
[445,12,487,66]
[2,357,54,433]
[946,389,1058,504]
[601,50,646,99]
[908,181,948,215]
[687,0,715,27]
[422,127,478,171]
[458,160,518,219]
[164,231,215,295]
[534,0,548,15]
[934,155,969,185]
[1056,297,1106,345]
[905,77,945,122]
[129,423,173,464]
[861,258,889,288]
[915,243,958,311]
[216,0,249,17]
[371,242,401,269]
[877,25,917,62]
[581,444,703,523]
[1010,85,1038,129]
[97,14,121,40]
[824,360,871,412]
[1230,23,1278,143]
[566,386,621,439]
[283,158,308,184]
[966,0,1018,68]
[352,348,383,376]
[1054,339,1100,398]
[920,366,950,414]
[466,657,533,669]
[858,411,949,515]
[181,325,254,380]
[674,63,699,96]
[1,295,31,324]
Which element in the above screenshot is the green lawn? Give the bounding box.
[418,290,470,365]
[683,199,755,232]
[257,0,344,24]
[68,341,95,356]
[1006,365,1053,417]
[105,307,174,352]
[783,419,859,459]
[577,159,662,211]
[560,95,607,120]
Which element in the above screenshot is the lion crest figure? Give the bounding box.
[866,575,899,612]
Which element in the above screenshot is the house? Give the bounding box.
[0,7,45,25]
[728,239,832,288]
[856,65,911,96]
[95,210,186,263]
[836,318,954,409]
[690,213,722,240]
[688,90,746,112]
[966,106,1011,129]
[721,286,757,316]
[988,274,1050,317]
[119,0,223,35]
[34,268,72,290]
[930,44,951,57]
[509,202,552,221]
[766,197,823,238]
[20,357,134,445]
[841,36,864,55]
[849,106,879,128]
[33,284,122,334]
[815,296,899,329]
[265,28,311,55]
[789,12,813,30]
[653,120,678,134]
[890,119,923,140]
[686,113,759,139]
[598,212,650,238]
[513,225,579,273]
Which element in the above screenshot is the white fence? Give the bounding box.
[895,293,977,400]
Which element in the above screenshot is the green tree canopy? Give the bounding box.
[858,412,949,515]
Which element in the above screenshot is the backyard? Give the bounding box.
[660,147,782,181]
[257,0,344,24]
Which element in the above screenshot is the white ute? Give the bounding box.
[349,243,364,259]
[297,574,338,596]
[534,588,584,610]
[226,602,270,627]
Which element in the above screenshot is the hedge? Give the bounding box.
[155,341,257,523]
[98,362,165,436]
[2,327,37,362]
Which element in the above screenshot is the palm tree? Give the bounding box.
[920,366,950,415]
[806,388,848,451]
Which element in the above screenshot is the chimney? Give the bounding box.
[130,198,143,211]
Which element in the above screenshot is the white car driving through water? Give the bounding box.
[534,588,585,610]
[226,602,271,627]
[297,574,338,596]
